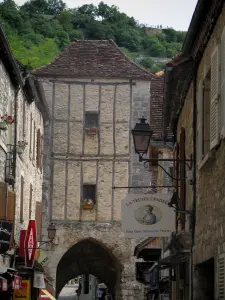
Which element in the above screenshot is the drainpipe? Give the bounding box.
[191,60,197,300]
[12,86,21,191]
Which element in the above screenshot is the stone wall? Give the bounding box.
[40,77,151,299]
[0,59,44,243]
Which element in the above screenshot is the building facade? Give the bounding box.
[0,24,48,298]
[163,0,225,299]
[34,40,153,300]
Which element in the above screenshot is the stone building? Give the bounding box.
[163,0,225,299]
[34,39,153,299]
[0,25,48,269]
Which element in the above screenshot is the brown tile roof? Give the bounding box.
[33,40,152,79]
[150,73,173,141]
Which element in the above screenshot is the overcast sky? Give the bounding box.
[14,0,198,31]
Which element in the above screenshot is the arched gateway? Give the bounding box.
[56,238,121,298]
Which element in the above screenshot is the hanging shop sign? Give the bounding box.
[121,192,175,238]
[13,280,30,300]
[0,220,13,254]
[0,276,8,291]
[18,230,26,258]
[24,220,37,268]
[13,275,22,290]
[33,271,46,289]
[35,249,49,266]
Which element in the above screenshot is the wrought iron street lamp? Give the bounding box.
[132,117,153,160]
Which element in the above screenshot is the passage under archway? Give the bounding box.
[56,238,122,298]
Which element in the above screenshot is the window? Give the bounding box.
[33,121,36,161]
[29,114,32,158]
[149,145,158,166]
[29,184,33,219]
[22,100,26,138]
[36,129,41,169]
[83,185,96,203]
[197,70,211,163]
[20,176,24,223]
[85,112,98,129]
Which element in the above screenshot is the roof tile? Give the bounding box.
[33,40,152,79]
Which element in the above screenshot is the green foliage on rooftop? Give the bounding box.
[0,0,187,73]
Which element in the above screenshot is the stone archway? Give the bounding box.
[56,238,122,298]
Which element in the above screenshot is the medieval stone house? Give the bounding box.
[0,25,48,269]
[34,39,153,299]
[162,1,225,299]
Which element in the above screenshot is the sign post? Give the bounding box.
[121,193,175,238]
[24,220,37,268]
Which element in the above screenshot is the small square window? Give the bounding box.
[83,184,96,203]
[85,112,98,129]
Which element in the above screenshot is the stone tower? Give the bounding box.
[34,40,152,300]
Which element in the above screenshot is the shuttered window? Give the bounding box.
[197,80,203,164]
[29,114,32,159]
[20,176,24,223]
[36,129,41,169]
[149,145,158,166]
[7,191,16,242]
[221,27,225,137]
[0,182,7,219]
[40,134,44,171]
[180,127,186,230]
[210,46,220,149]
[217,253,225,299]
[7,191,15,222]
[33,122,36,161]
[35,201,43,241]
[29,184,33,219]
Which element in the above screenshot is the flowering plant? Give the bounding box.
[82,198,95,208]
[17,141,28,150]
[0,114,15,125]
[85,127,98,135]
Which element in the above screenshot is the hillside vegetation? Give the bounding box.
[0,0,187,72]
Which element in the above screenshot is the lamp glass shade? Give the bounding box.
[47,223,56,240]
[132,118,153,155]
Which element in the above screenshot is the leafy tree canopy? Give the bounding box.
[0,0,186,73]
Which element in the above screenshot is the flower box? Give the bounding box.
[82,204,95,210]
[82,198,95,210]
[0,114,14,130]
[85,127,98,136]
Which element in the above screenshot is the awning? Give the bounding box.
[134,239,161,261]
[40,289,56,300]
[0,267,17,274]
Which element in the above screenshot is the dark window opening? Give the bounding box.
[85,112,99,129]
[83,185,96,203]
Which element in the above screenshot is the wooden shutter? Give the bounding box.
[7,191,15,222]
[221,27,225,137]
[35,201,43,241]
[197,80,203,164]
[29,114,32,158]
[149,144,158,166]
[0,182,7,219]
[33,122,36,161]
[217,253,225,299]
[180,127,186,230]
[36,129,41,168]
[29,184,33,219]
[40,134,44,171]
[210,46,220,149]
[20,176,24,223]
